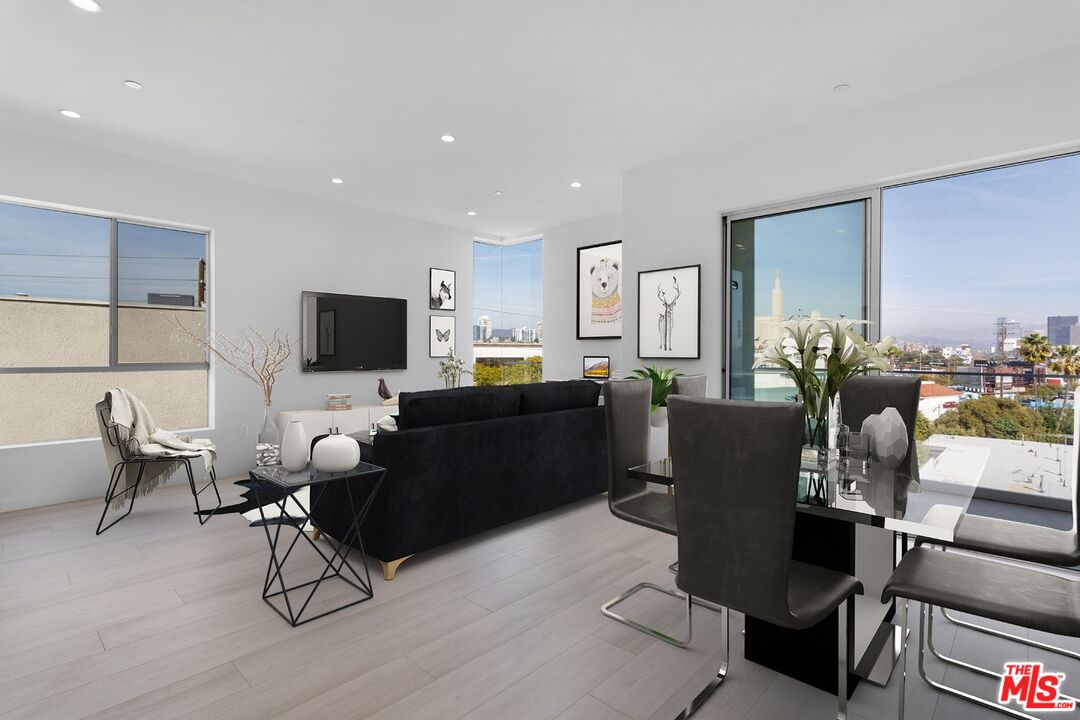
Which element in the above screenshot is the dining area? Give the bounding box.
[598,364,1080,720]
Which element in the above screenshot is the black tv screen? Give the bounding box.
[301,291,407,371]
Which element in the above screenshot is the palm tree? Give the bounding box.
[1048,344,1080,433]
[1020,332,1054,407]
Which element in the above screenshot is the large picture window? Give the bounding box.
[472,237,543,385]
[0,199,209,445]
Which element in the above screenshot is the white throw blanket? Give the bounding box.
[106,389,216,507]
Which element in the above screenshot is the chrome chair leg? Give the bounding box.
[917,604,1047,720]
[673,603,728,720]
[897,599,907,720]
[838,597,849,720]
[602,582,692,647]
[940,606,1080,662]
[926,605,1080,704]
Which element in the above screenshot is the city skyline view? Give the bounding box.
[473,238,543,337]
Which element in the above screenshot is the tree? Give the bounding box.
[1019,332,1053,367]
[914,411,933,441]
[1048,345,1080,433]
[931,395,1047,441]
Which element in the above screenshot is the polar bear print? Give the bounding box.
[590,258,622,326]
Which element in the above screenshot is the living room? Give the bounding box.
[3,2,1080,720]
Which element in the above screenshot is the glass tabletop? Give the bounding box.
[249,460,384,489]
[627,454,977,542]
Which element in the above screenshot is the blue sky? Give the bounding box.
[881,153,1080,347]
[0,201,206,304]
[750,201,865,322]
[473,238,543,330]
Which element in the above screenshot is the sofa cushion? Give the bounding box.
[514,380,601,415]
[398,386,521,429]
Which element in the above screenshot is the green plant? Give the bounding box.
[753,316,894,447]
[628,365,682,411]
[437,348,472,389]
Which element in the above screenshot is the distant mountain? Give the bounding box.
[891,326,993,350]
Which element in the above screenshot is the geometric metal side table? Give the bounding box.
[245,460,385,627]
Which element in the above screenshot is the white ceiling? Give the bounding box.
[1,1,1079,238]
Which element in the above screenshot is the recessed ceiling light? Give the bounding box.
[59,109,82,119]
[832,83,851,93]
[330,177,344,184]
[569,181,582,188]
[123,80,143,90]
[68,0,103,12]
[466,211,477,216]
[493,190,503,196]
[440,135,456,143]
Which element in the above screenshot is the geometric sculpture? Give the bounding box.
[861,406,908,469]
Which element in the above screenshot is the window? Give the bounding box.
[882,153,1080,501]
[0,199,209,445]
[472,237,543,385]
[727,199,868,401]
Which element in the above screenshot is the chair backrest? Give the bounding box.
[671,374,707,398]
[602,379,652,506]
[668,396,805,626]
[838,375,921,467]
[95,399,126,469]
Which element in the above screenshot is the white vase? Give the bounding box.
[650,406,668,428]
[861,407,908,469]
[280,420,308,472]
[312,433,361,472]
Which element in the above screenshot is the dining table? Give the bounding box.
[627,452,979,697]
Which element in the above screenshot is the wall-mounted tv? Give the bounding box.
[301,291,407,371]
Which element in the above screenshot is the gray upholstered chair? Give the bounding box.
[671,373,708,398]
[600,379,688,647]
[884,547,1080,719]
[838,375,921,469]
[668,396,863,720]
[915,405,1080,663]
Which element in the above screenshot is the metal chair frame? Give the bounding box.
[96,404,221,535]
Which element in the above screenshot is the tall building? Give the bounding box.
[535,321,543,342]
[473,324,483,342]
[477,315,492,341]
[994,317,1022,357]
[753,270,786,345]
[1071,325,1080,346]
[1048,315,1078,345]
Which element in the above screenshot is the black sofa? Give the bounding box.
[310,380,607,579]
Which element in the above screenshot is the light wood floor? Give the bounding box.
[1,481,1075,720]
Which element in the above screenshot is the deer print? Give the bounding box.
[657,276,681,351]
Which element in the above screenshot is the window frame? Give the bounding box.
[0,195,212,375]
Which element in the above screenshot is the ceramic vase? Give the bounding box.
[312,433,361,472]
[650,406,668,428]
[280,420,308,472]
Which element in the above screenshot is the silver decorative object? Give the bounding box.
[861,407,908,469]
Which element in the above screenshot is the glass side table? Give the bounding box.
[246,460,385,626]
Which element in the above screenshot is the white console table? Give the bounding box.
[278,404,397,442]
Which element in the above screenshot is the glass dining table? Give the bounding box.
[627,452,980,695]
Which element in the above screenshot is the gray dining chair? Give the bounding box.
[915,406,1080,663]
[668,396,863,720]
[600,378,689,647]
[838,375,921,469]
[884,547,1080,720]
[671,373,707,398]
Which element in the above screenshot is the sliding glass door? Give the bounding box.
[726,199,870,400]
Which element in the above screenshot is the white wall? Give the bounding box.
[0,128,474,512]
[621,46,1080,388]
[539,212,624,381]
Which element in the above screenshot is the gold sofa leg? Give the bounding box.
[311,527,322,541]
[380,555,413,580]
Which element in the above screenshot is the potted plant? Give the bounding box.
[754,317,893,464]
[628,365,683,427]
[437,348,472,389]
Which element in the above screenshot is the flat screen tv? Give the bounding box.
[301,291,407,371]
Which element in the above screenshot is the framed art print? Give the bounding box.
[638,264,701,359]
[583,356,610,379]
[429,315,455,358]
[576,241,622,339]
[430,268,456,311]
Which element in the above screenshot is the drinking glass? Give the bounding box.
[843,432,871,473]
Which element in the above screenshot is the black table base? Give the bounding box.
[247,468,384,627]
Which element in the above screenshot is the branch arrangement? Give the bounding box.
[169,316,293,406]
